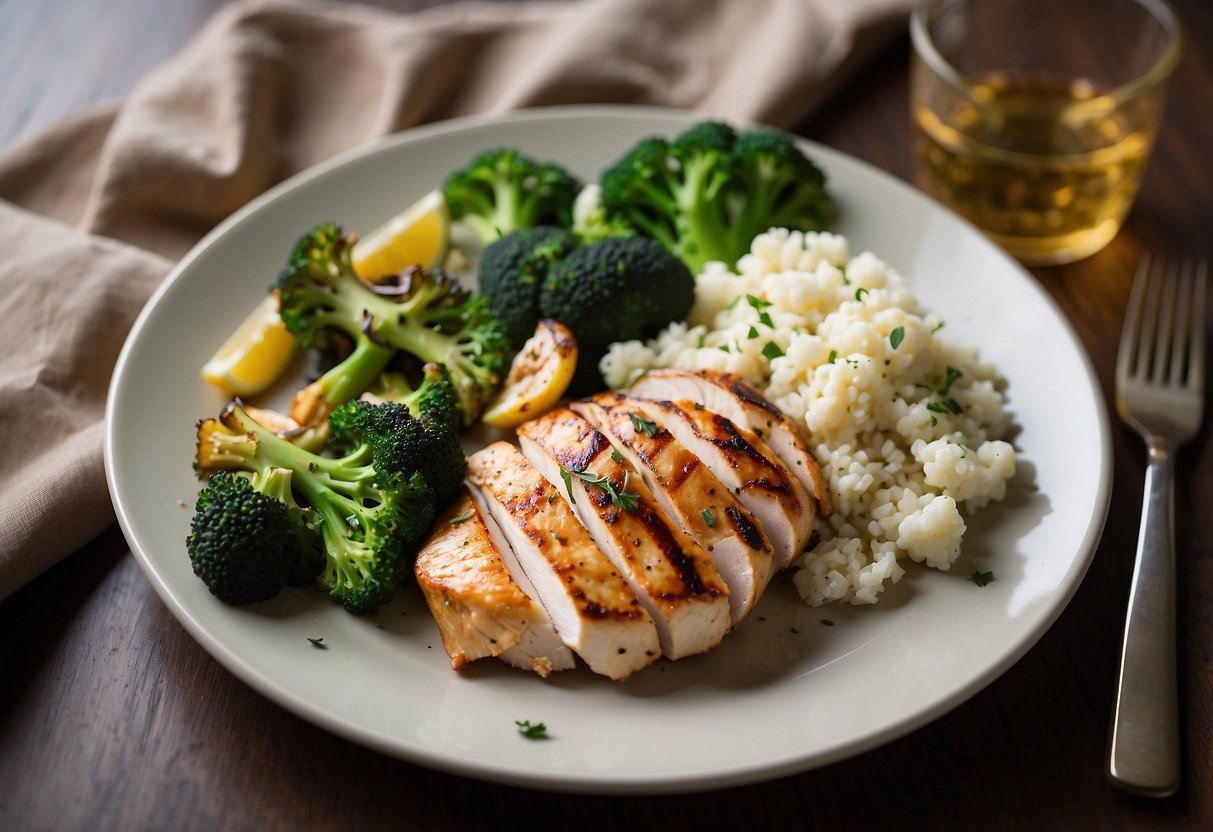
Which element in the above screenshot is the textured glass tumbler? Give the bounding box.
[910,0,1182,266]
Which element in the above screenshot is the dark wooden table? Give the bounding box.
[2,1,1210,828]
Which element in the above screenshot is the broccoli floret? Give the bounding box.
[539,236,694,391]
[186,469,323,605]
[600,121,830,273]
[477,226,578,348]
[365,362,462,434]
[194,401,441,613]
[330,370,467,507]
[728,128,830,250]
[443,148,581,245]
[277,223,510,426]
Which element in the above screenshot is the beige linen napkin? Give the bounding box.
[0,0,916,600]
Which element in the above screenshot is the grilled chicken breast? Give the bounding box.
[414,488,576,677]
[570,397,774,627]
[598,394,814,570]
[517,408,731,660]
[466,443,661,680]
[629,369,831,516]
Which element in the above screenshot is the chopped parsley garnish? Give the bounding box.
[448,511,473,525]
[746,295,775,327]
[926,398,963,415]
[969,570,995,587]
[701,507,717,527]
[889,326,905,350]
[307,637,327,649]
[515,720,549,739]
[610,449,624,464]
[629,413,658,437]
[547,491,557,504]
[559,464,639,511]
[718,343,731,353]
[827,349,838,364]
[939,365,963,396]
[747,325,759,339]
[762,341,784,361]
[854,287,869,301]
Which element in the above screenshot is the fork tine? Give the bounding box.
[1135,256,1163,381]
[1187,259,1207,391]
[1118,255,1152,383]
[1164,258,1187,386]
[1150,257,1177,383]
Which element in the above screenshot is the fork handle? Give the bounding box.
[1107,445,1180,797]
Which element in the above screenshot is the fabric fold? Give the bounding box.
[0,0,917,600]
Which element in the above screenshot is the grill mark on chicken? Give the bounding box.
[724,505,765,551]
[519,409,731,659]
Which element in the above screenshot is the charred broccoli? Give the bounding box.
[276,223,509,426]
[193,400,456,613]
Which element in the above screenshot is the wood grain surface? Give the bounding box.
[2,0,1211,829]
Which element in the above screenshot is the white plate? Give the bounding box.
[104,106,1111,794]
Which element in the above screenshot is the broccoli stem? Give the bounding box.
[318,337,396,408]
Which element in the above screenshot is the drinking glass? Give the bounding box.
[910,0,1182,266]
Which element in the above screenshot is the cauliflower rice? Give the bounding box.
[601,229,1016,606]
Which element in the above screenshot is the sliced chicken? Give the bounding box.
[414,488,576,677]
[570,397,774,627]
[517,408,731,660]
[629,369,831,516]
[594,393,813,570]
[466,443,661,680]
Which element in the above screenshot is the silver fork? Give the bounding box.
[1107,255,1207,797]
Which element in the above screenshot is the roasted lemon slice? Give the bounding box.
[351,188,450,279]
[201,294,298,397]
[481,320,578,429]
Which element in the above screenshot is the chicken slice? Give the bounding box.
[414,488,575,677]
[517,408,731,660]
[570,397,774,627]
[596,394,814,570]
[466,443,661,680]
[629,369,831,515]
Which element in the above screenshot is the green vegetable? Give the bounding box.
[477,226,579,348]
[559,464,639,512]
[442,148,581,245]
[307,637,328,649]
[330,364,466,507]
[539,236,694,393]
[629,413,658,437]
[890,326,905,350]
[969,570,995,587]
[277,223,510,426]
[599,121,830,273]
[701,507,717,527]
[192,400,458,613]
[515,720,549,739]
[186,469,324,606]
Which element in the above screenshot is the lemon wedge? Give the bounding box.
[352,188,451,279]
[482,320,579,429]
[201,294,298,397]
